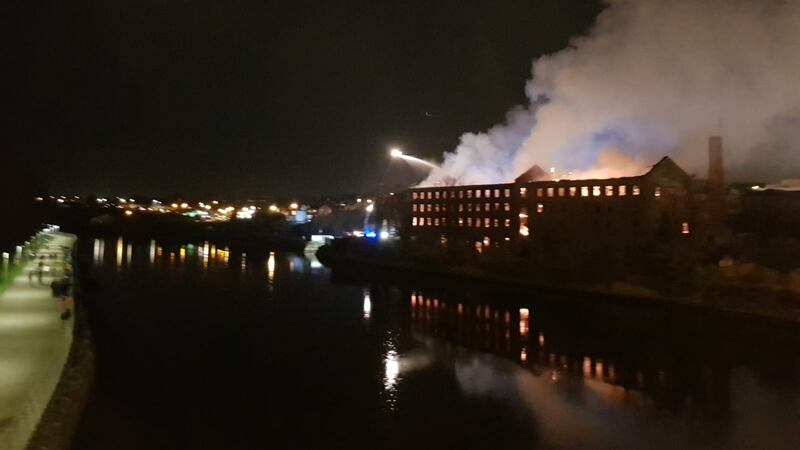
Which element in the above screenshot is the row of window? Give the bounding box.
[414,183,666,202]
[412,217,513,228]
[412,202,512,213]
[412,188,512,201]
[520,185,642,198]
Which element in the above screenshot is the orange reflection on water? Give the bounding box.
[116,237,124,268]
[519,308,530,337]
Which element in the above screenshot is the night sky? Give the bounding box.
[5,1,601,198]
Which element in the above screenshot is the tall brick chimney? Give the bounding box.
[708,136,724,190]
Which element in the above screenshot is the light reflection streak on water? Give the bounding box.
[149,240,156,265]
[126,243,132,265]
[362,289,371,319]
[116,237,124,268]
[519,308,530,337]
[93,239,104,265]
[384,349,399,390]
[267,252,275,283]
[382,332,400,411]
[241,252,247,271]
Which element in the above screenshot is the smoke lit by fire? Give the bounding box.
[422,0,800,186]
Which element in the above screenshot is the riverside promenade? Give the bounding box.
[0,232,76,450]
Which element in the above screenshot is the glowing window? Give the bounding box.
[537,203,544,213]
[520,187,528,198]
[493,218,499,227]
[504,188,511,197]
[412,192,418,200]
[536,188,543,197]
[434,204,440,212]
[435,191,440,199]
[593,186,601,197]
[434,218,440,226]
[426,217,432,226]
[450,191,456,199]
[494,202,499,211]
[467,190,472,199]
[412,217,417,226]
[581,186,589,197]
[459,190,464,199]
[412,204,417,212]
[484,218,491,228]
[467,203,473,212]
[458,217,464,226]
[504,219,511,227]
[518,208,529,237]
[682,222,690,234]
[654,186,661,197]
[633,185,640,196]
[476,218,482,228]
[605,185,614,196]
[569,187,577,197]
[476,190,482,199]
[458,203,463,212]
[547,187,554,197]
[485,203,490,211]
[442,218,447,226]
[485,189,491,198]
[476,203,481,212]
[619,185,627,196]
[558,187,565,197]
[504,202,510,211]
[467,218,473,226]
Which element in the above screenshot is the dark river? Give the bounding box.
[74,236,800,450]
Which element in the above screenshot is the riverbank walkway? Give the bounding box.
[0,232,76,450]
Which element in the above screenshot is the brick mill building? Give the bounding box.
[378,138,727,274]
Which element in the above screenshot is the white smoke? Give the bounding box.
[423,0,800,185]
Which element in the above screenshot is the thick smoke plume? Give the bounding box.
[423,0,800,185]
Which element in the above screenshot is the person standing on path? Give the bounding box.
[36,262,45,284]
[60,295,74,320]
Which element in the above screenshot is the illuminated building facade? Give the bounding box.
[381,156,696,271]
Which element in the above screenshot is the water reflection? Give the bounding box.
[89,237,322,293]
[362,289,371,320]
[115,237,123,269]
[403,288,800,449]
[93,238,104,265]
[266,252,275,283]
[408,291,696,409]
[149,240,156,265]
[79,237,800,450]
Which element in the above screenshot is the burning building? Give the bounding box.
[379,138,735,278]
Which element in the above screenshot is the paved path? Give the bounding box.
[0,232,76,450]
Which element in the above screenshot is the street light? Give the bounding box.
[390,148,403,158]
